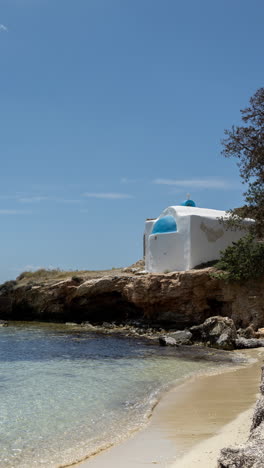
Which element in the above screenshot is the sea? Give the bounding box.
[0,322,219,468]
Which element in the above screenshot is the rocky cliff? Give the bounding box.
[0,268,263,329]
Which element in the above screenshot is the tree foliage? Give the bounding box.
[213,235,264,281]
[214,89,264,281]
[221,87,264,237]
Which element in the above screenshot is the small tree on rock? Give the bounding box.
[215,89,264,281]
[221,87,264,237]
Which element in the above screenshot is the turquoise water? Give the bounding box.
[0,323,216,467]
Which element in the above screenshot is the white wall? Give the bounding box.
[144,219,156,271]
[148,231,187,273]
[189,214,247,269]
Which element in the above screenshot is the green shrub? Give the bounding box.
[213,235,264,281]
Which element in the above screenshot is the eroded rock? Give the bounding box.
[0,269,263,330]
[159,336,178,346]
[166,329,193,345]
[256,328,264,339]
[190,316,237,350]
[235,337,264,349]
[0,320,8,327]
[237,326,257,339]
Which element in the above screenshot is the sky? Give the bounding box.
[0,0,263,283]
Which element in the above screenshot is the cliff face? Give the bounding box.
[0,268,263,329]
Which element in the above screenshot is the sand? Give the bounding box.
[76,348,264,468]
[171,406,253,467]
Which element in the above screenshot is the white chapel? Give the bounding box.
[144,198,250,273]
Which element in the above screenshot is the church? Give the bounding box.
[144,198,250,273]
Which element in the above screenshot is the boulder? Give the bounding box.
[190,316,237,350]
[256,328,264,339]
[0,320,8,327]
[235,337,264,349]
[102,322,116,329]
[159,336,178,346]
[167,329,193,345]
[218,436,264,468]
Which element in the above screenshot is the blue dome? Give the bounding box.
[181,199,196,207]
[152,215,177,234]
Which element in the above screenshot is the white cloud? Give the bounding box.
[153,178,239,189]
[18,196,82,204]
[83,192,134,199]
[19,196,49,203]
[0,209,32,214]
[0,24,8,32]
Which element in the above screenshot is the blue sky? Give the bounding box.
[0,0,263,282]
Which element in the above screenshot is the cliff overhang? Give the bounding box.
[0,268,263,330]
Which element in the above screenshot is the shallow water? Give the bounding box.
[0,323,218,467]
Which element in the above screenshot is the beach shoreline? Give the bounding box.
[75,348,263,468]
[170,405,254,468]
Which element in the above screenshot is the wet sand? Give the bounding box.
[77,348,264,468]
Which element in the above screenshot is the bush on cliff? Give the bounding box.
[213,234,264,281]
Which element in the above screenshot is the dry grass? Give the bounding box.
[16,266,131,285]
[13,260,145,286]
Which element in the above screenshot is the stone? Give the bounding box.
[0,320,8,327]
[256,327,264,338]
[237,326,256,339]
[216,332,232,349]
[235,337,264,349]
[218,441,264,468]
[159,336,178,346]
[71,276,83,284]
[190,316,237,350]
[102,322,115,329]
[122,267,141,274]
[167,329,193,345]
[251,395,264,431]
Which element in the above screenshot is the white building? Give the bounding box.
[144,200,250,273]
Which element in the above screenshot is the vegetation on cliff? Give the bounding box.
[214,235,264,281]
[216,88,264,281]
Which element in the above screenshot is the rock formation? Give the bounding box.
[190,316,237,350]
[0,269,263,331]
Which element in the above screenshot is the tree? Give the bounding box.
[214,234,264,281]
[221,87,264,237]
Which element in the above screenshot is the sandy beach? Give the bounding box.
[76,348,264,468]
